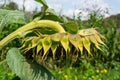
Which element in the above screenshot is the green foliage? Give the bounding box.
[6,48,56,80]
[52,61,120,80]
[0,9,27,49]
[33,8,67,23]
[0,9,27,64]
[0,9,27,31]
[0,62,15,80]
[0,0,114,80]
[35,0,48,10]
[63,21,78,34]
[0,5,106,79]
[70,8,120,80]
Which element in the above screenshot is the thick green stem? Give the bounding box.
[0,20,65,50]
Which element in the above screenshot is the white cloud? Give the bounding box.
[13,0,42,12]
[48,3,62,13]
[11,0,25,10]
[44,0,110,19]
[46,0,68,3]
[24,0,41,12]
[72,0,110,13]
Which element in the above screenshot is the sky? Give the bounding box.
[0,0,120,19]
[45,0,120,18]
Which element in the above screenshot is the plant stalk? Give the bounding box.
[0,20,65,50]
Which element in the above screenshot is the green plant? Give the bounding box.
[0,19,105,80]
[0,0,106,80]
[6,48,56,80]
[0,62,15,80]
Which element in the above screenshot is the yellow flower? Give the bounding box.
[83,76,86,79]
[69,67,72,70]
[58,71,62,74]
[92,76,95,79]
[103,69,108,73]
[96,70,100,73]
[101,69,107,73]
[64,75,68,79]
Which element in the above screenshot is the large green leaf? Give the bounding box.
[35,8,63,22]
[0,9,26,31]
[6,48,56,80]
[63,21,78,34]
[42,8,63,22]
